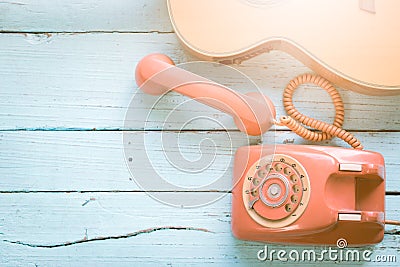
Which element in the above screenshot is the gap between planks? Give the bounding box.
[0,128,399,132]
[0,31,174,34]
[0,191,399,195]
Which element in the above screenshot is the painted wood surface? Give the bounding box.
[0,33,399,131]
[0,131,399,192]
[1,193,399,266]
[0,0,399,266]
[0,0,173,33]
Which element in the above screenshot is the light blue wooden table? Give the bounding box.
[0,0,399,266]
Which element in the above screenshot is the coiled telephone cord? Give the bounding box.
[275,74,400,227]
[275,74,363,149]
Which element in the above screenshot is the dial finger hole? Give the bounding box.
[274,163,283,172]
[252,178,260,186]
[291,195,299,203]
[257,169,267,178]
[293,184,300,193]
[284,167,292,176]
[285,203,293,212]
[290,175,298,183]
[251,190,258,197]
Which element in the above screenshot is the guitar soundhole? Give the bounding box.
[241,0,290,8]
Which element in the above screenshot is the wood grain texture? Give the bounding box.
[0,0,399,265]
[0,0,173,33]
[0,33,399,131]
[0,193,399,266]
[0,131,398,192]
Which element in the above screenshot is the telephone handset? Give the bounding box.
[136,53,276,136]
[135,53,396,246]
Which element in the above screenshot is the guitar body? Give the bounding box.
[167,0,400,95]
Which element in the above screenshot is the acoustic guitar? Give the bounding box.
[167,0,400,95]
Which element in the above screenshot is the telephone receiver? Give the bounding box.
[135,53,363,149]
[135,53,276,136]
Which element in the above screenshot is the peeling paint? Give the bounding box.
[24,33,53,44]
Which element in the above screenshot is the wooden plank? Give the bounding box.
[0,192,399,266]
[0,131,398,192]
[0,0,172,32]
[0,33,399,131]
[1,1,398,265]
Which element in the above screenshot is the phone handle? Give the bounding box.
[135,54,276,136]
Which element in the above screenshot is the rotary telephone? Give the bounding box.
[135,53,398,246]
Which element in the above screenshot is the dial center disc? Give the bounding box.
[259,173,289,207]
[268,183,281,198]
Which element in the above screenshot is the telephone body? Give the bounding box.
[232,144,385,245]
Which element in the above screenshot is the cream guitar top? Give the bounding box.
[167,0,400,95]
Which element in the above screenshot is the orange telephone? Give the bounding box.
[233,144,385,245]
[135,53,397,246]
